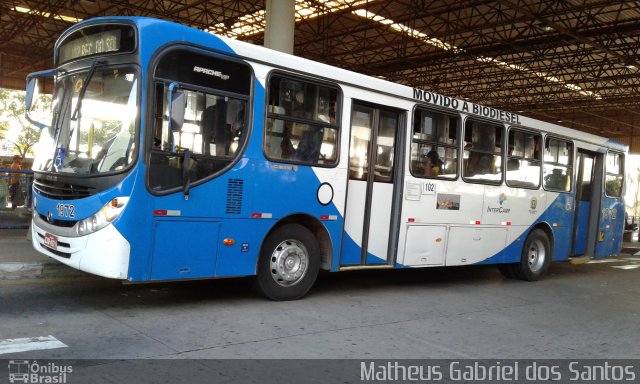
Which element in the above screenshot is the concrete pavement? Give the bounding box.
[0,227,87,280]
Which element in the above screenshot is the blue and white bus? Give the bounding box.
[25,17,626,300]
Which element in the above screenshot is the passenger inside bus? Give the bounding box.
[507,146,520,171]
[294,127,324,162]
[464,122,499,178]
[466,151,494,176]
[280,124,295,159]
[202,103,230,156]
[545,168,568,190]
[422,149,443,177]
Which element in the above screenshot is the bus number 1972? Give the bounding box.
[56,203,75,218]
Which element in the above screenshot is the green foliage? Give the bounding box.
[606,176,623,197]
[0,87,50,157]
[79,119,123,150]
[0,120,8,140]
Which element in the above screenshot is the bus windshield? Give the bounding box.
[34,65,138,176]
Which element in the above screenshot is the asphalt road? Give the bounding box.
[1,255,639,362]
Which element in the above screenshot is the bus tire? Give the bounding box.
[255,224,320,301]
[512,229,551,281]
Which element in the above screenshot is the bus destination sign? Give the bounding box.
[59,30,121,64]
[57,25,135,65]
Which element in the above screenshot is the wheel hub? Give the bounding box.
[270,239,309,287]
[527,239,546,272]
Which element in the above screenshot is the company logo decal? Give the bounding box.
[193,66,230,80]
[8,360,73,383]
[529,197,538,215]
[487,193,510,214]
[74,79,83,92]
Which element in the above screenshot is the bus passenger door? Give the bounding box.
[340,102,403,266]
[595,151,624,258]
[572,150,602,256]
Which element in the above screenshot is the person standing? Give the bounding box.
[9,155,22,210]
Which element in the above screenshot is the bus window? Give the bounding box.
[463,120,503,183]
[149,49,252,192]
[265,75,340,165]
[348,106,373,180]
[506,129,541,188]
[543,138,573,192]
[605,152,624,197]
[374,109,399,183]
[149,83,248,191]
[410,109,459,179]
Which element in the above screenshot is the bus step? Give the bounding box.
[569,256,591,265]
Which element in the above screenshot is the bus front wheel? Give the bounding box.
[512,229,551,281]
[255,224,320,300]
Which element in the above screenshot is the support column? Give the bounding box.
[264,0,296,54]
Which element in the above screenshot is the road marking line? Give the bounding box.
[611,265,640,270]
[0,335,67,355]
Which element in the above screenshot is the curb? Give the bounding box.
[621,248,640,256]
[0,261,88,280]
[0,225,30,230]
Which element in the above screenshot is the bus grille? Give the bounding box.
[33,179,96,200]
[38,214,77,228]
[226,179,244,214]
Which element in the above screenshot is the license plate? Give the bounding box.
[44,233,58,250]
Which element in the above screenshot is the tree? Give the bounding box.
[0,120,8,141]
[0,88,49,157]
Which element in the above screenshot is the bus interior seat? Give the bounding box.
[445,159,457,175]
[294,127,323,162]
[507,158,520,171]
[202,103,231,156]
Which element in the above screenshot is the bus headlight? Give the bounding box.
[77,197,129,236]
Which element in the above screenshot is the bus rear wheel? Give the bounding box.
[255,224,320,301]
[512,229,551,281]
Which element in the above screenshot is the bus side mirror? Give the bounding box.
[25,77,40,112]
[25,69,55,130]
[167,83,185,132]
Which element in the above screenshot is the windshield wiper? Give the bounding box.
[71,59,104,124]
[54,60,102,173]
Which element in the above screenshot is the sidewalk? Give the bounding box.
[0,227,87,280]
[0,207,31,229]
[621,241,640,256]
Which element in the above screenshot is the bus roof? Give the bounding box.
[60,16,627,152]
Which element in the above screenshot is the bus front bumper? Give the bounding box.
[31,216,130,279]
